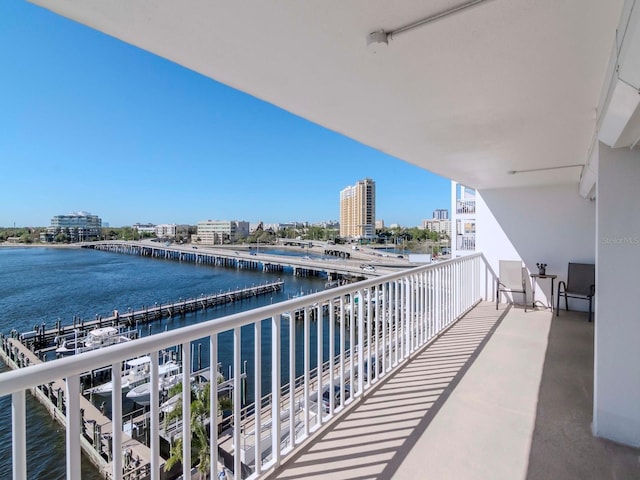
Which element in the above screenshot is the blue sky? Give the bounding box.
[1,1,451,228]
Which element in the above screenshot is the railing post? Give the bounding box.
[303,307,310,437]
[66,374,81,480]
[288,310,296,448]
[233,329,241,479]
[210,333,219,480]
[12,390,26,480]
[271,315,281,466]
[339,296,345,414]
[357,289,364,397]
[254,319,262,475]
[111,362,122,480]
[150,353,160,480]
[328,299,335,415]
[316,304,323,426]
[182,341,192,480]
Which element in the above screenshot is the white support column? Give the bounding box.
[594,143,640,447]
[66,374,81,480]
[12,391,26,480]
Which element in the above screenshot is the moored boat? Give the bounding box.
[55,326,136,356]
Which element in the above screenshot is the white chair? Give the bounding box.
[496,260,527,311]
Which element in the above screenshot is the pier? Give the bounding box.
[15,280,283,356]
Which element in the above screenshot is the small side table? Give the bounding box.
[530,273,557,311]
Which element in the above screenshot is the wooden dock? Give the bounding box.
[0,336,154,479]
[15,280,284,355]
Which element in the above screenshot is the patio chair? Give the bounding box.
[496,260,527,312]
[557,262,595,321]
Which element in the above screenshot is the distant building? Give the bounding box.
[432,209,449,220]
[340,178,376,240]
[196,220,249,244]
[133,223,156,235]
[375,219,385,230]
[155,224,177,237]
[422,219,451,237]
[43,211,102,242]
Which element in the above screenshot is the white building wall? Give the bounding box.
[476,183,595,308]
[593,143,640,447]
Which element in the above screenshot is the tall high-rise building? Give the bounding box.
[339,178,376,239]
[433,209,449,220]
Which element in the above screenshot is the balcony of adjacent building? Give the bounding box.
[456,198,476,215]
[456,233,476,252]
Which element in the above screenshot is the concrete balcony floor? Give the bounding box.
[268,302,640,480]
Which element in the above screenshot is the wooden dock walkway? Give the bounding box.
[0,336,154,479]
[16,280,284,355]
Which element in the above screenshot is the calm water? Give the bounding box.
[0,246,327,479]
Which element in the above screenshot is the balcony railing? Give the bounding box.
[456,199,476,214]
[0,253,492,480]
[456,233,476,251]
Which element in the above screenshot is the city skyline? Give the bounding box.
[1,1,450,229]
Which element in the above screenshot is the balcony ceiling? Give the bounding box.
[31,0,624,190]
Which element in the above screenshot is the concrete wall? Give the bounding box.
[477,183,595,309]
[593,143,640,447]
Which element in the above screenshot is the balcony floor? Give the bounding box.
[268,302,640,479]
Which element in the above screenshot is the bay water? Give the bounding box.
[0,246,328,479]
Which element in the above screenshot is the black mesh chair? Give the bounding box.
[557,263,595,321]
[496,260,527,311]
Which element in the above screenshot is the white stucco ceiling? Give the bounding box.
[31,0,625,190]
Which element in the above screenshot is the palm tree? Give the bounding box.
[164,381,232,479]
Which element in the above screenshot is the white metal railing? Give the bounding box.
[457,233,476,251]
[456,198,476,214]
[0,253,493,480]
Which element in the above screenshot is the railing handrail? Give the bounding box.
[0,253,483,397]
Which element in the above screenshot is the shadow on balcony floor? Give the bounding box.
[269,302,510,480]
[526,310,640,480]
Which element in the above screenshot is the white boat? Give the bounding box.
[126,366,181,406]
[55,326,135,356]
[84,357,180,396]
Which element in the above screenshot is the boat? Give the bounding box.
[158,370,228,412]
[84,356,180,396]
[126,371,180,406]
[55,326,135,356]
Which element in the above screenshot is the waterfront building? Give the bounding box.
[42,211,102,243]
[432,208,449,220]
[339,178,376,240]
[133,223,156,235]
[8,3,640,480]
[196,220,249,244]
[154,223,177,238]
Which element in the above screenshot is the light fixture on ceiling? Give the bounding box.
[367,0,491,47]
[507,164,584,175]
